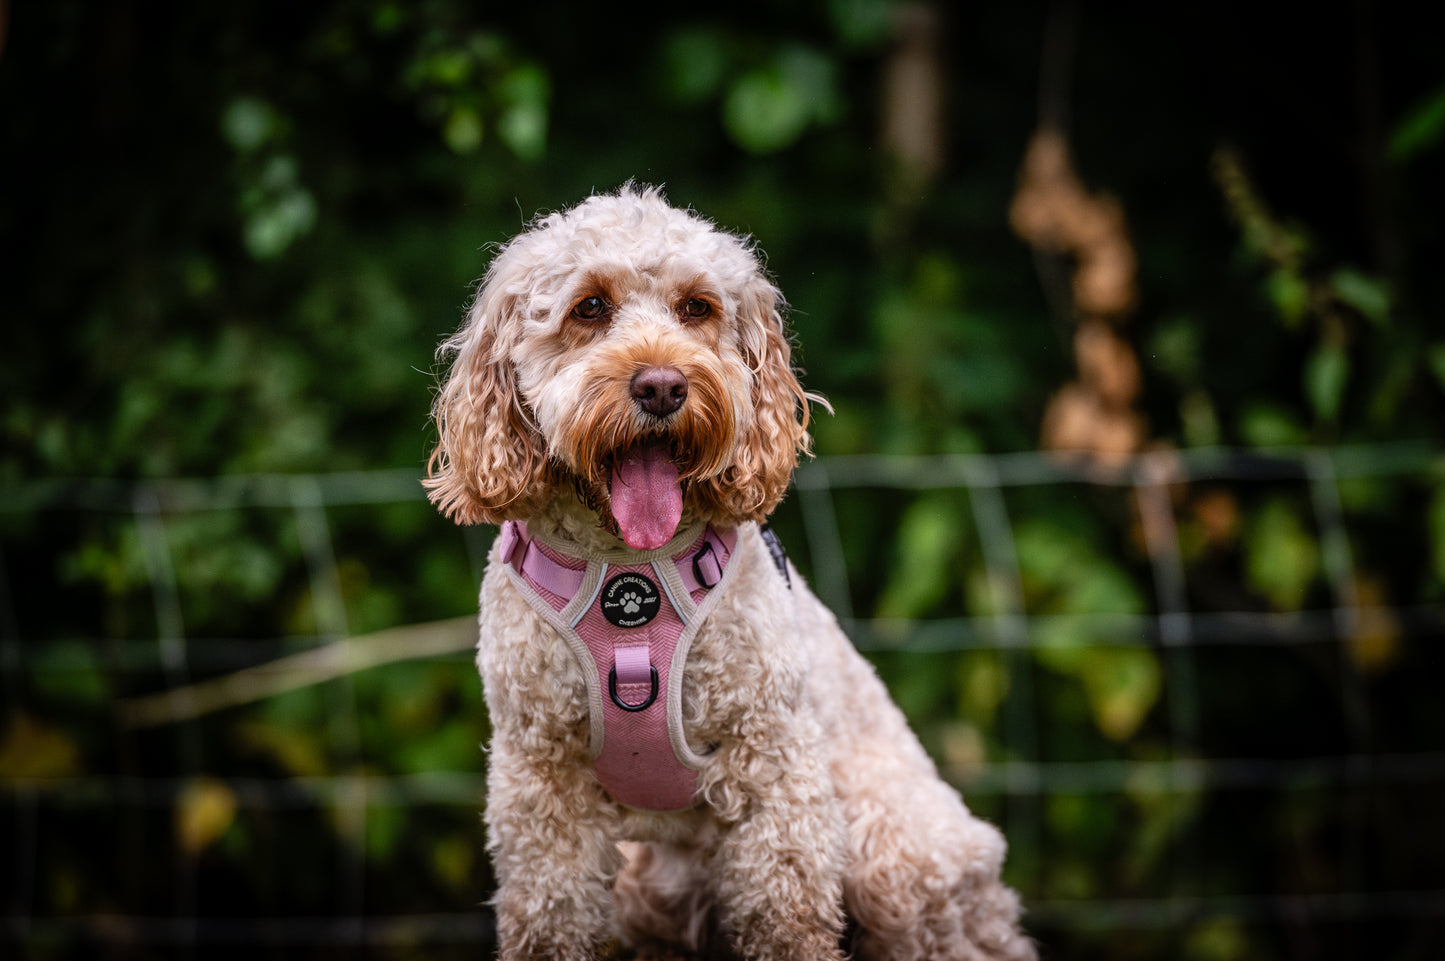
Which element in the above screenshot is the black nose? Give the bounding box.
[630,366,689,417]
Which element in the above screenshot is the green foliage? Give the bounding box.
[1304,342,1349,424]
[1430,485,1445,587]
[1243,497,1321,610]
[953,651,1008,726]
[1238,403,1310,447]
[1330,268,1391,327]
[874,494,967,618]
[1212,145,1436,448]
[1387,82,1445,162]
[401,23,550,158]
[1015,517,1159,742]
[826,0,896,49]
[865,255,1030,453]
[724,46,841,154]
[1427,343,1445,393]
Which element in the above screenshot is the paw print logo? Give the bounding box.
[601,572,661,627]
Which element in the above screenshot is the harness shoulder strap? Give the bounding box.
[759,523,791,587]
[498,521,586,598]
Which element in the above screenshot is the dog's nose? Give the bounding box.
[630,366,689,417]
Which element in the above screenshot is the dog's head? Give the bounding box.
[425,184,821,549]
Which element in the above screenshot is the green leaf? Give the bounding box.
[723,48,837,154]
[1425,343,1445,392]
[29,641,109,708]
[725,67,813,154]
[243,192,317,259]
[1266,268,1309,326]
[1014,519,1144,618]
[1079,647,1161,741]
[1304,343,1349,423]
[1012,518,1157,737]
[1180,390,1222,448]
[417,49,472,88]
[873,496,963,619]
[444,108,483,154]
[1429,485,1445,586]
[1239,403,1308,447]
[240,155,317,259]
[1148,315,1203,385]
[659,28,730,104]
[498,65,549,160]
[221,97,277,152]
[953,652,1007,724]
[365,804,404,861]
[498,104,546,160]
[1331,268,1390,325]
[1184,918,1252,961]
[370,1,406,35]
[1387,83,1445,163]
[1244,498,1319,610]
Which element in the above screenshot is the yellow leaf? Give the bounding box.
[236,718,329,777]
[1081,648,1161,742]
[0,713,81,780]
[431,835,475,888]
[1346,576,1402,675]
[176,777,238,855]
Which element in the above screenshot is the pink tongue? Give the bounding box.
[609,442,683,551]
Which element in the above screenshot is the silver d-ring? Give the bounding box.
[608,665,659,712]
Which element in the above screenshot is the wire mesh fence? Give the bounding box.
[3,444,1443,959]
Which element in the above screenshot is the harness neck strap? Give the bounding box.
[497,520,731,602]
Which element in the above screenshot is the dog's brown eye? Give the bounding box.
[682,298,711,320]
[572,296,608,321]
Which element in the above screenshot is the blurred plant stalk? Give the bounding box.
[117,616,476,728]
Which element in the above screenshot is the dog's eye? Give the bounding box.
[682,298,712,320]
[571,296,609,321]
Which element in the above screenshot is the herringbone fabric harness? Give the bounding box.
[496,520,739,811]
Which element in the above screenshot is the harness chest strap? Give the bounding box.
[496,520,738,812]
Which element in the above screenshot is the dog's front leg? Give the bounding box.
[707,721,849,961]
[485,742,621,961]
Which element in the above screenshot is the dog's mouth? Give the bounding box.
[558,359,738,550]
[608,439,683,551]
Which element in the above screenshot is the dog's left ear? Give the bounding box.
[698,270,820,521]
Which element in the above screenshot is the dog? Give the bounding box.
[425,185,1036,961]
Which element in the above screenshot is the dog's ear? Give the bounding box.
[424,277,552,525]
[698,269,821,522]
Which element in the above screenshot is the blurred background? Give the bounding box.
[3,1,1444,958]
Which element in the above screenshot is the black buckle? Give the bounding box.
[608,665,659,712]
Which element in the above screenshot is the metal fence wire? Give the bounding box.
[3,444,1444,960]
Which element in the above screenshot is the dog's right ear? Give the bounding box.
[424,278,552,525]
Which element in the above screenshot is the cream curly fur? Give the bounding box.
[428,185,1036,961]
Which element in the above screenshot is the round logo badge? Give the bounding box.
[600,571,662,628]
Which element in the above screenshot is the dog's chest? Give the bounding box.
[480,522,794,811]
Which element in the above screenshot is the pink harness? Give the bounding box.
[496,520,738,811]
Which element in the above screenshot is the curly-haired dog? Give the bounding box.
[426,185,1035,961]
